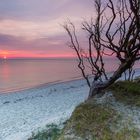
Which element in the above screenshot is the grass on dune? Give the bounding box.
[108,80,140,106]
[59,101,139,140]
[28,124,61,140]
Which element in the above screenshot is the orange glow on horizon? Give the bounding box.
[0,50,115,59]
[0,50,76,59]
[0,51,9,59]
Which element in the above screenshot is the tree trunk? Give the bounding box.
[88,81,105,98]
[88,60,133,99]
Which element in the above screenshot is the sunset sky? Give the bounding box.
[0,0,94,58]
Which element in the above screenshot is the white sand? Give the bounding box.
[0,79,89,140]
[0,68,140,140]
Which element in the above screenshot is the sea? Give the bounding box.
[0,58,139,93]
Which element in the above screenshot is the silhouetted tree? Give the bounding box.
[64,0,140,98]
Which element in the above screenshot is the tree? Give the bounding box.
[64,0,140,99]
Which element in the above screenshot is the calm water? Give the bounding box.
[0,59,139,93]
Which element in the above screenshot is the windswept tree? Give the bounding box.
[64,0,140,98]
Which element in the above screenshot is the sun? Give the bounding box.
[3,56,7,59]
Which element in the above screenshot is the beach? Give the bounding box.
[0,68,140,140]
[0,79,89,140]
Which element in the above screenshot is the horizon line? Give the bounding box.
[0,57,77,60]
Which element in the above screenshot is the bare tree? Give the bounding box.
[64,0,140,98]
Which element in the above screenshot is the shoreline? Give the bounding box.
[0,76,84,95]
[0,77,89,140]
[1,67,140,95]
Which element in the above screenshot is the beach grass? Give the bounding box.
[108,80,140,106]
[28,124,61,140]
[59,100,140,140]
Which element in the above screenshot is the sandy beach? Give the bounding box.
[0,68,140,140]
[0,79,89,140]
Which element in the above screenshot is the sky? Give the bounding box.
[0,0,94,58]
